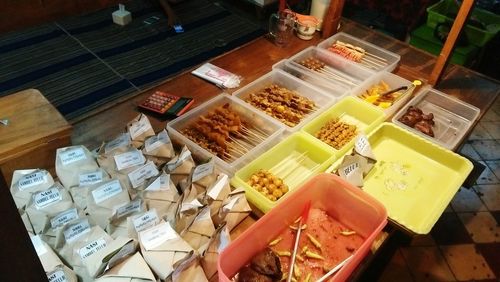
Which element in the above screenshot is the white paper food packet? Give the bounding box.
[56,145,99,189]
[10,169,54,209]
[69,168,110,210]
[127,114,155,148]
[142,129,175,165]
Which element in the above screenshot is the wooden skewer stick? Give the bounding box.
[317,69,357,86]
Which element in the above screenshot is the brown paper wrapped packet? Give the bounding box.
[127,208,161,240]
[201,224,231,281]
[127,114,155,148]
[86,179,131,229]
[165,146,195,186]
[70,168,110,210]
[131,172,180,224]
[58,217,109,281]
[104,148,148,191]
[126,160,160,190]
[86,237,137,278]
[139,221,194,280]
[217,188,251,231]
[42,206,85,248]
[94,252,156,282]
[169,252,208,282]
[30,235,78,282]
[204,173,231,220]
[10,169,54,209]
[181,158,217,194]
[142,129,175,165]
[56,145,99,189]
[20,208,34,233]
[101,133,132,156]
[106,199,146,239]
[181,206,215,254]
[175,184,204,234]
[25,182,74,235]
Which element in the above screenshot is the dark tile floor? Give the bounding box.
[378,96,500,281]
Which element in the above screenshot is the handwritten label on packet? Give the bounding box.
[129,114,152,140]
[192,160,214,182]
[18,171,48,191]
[207,174,228,200]
[51,208,79,229]
[64,219,91,243]
[104,133,130,154]
[139,222,177,251]
[128,161,159,188]
[355,135,376,160]
[59,147,87,166]
[34,187,62,209]
[47,270,67,282]
[79,171,103,186]
[79,238,108,260]
[144,130,171,153]
[166,147,191,171]
[114,150,145,171]
[133,209,160,233]
[115,199,142,219]
[92,180,122,204]
[30,235,47,256]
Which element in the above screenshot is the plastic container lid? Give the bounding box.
[353,71,415,117]
[317,32,401,72]
[231,132,336,213]
[301,96,386,156]
[392,86,480,150]
[272,59,351,100]
[233,69,336,132]
[219,173,388,282]
[287,46,376,92]
[359,123,473,234]
[167,94,285,175]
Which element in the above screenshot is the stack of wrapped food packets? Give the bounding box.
[10,114,252,282]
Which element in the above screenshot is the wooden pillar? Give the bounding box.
[322,0,346,38]
[428,0,476,86]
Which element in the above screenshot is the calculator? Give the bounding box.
[138,91,194,117]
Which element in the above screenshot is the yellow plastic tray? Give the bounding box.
[301,96,386,156]
[231,132,336,213]
[360,123,472,234]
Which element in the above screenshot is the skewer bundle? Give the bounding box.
[181,103,268,162]
[245,84,317,127]
[297,57,359,87]
[327,40,388,70]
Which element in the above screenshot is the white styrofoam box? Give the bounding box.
[287,46,376,93]
[353,71,415,117]
[392,86,480,150]
[272,59,350,100]
[317,32,401,72]
[167,94,285,175]
[233,69,336,132]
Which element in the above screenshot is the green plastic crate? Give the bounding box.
[427,0,500,47]
[410,25,479,66]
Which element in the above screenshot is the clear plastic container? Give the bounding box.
[355,123,473,234]
[353,71,415,117]
[233,69,336,132]
[272,59,351,100]
[219,173,388,282]
[317,32,401,72]
[288,46,376,92]
[392,86,480,150]
[231,132,336,213]
[167,94,285,175]
[301,96,386,156]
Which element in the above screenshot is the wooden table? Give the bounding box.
[1,19,498,281]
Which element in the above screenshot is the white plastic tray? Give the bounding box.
[318,32,401,72]
[288,46,376,92]
[233,69,336,132]
[167,94,285,174]
[392,86,480,149]
[353,71,415,117]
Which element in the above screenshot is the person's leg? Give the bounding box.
[158,0,177,27]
